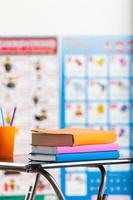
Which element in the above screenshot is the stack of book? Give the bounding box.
[29,128,119,162]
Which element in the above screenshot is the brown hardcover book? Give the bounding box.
[31,128,117,147]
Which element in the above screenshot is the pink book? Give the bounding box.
[32,143,119,155]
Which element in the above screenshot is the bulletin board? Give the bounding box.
[0,37,59,198]
[60,36,133,200]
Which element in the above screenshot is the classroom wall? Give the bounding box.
[0,0,132,199]
[0,0,132,36]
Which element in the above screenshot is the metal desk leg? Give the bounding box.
[36,166,65,200]
[25,173,40,200]
[96,165,107,200]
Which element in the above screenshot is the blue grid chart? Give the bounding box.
[60,36,133,200]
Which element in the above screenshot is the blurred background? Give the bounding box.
[0,0,132,199]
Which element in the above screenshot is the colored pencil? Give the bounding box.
[0,107,5,126]
[10,107,17,126]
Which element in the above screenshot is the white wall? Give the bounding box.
[0,0,132,36]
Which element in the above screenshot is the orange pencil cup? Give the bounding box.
[0,126,16,159]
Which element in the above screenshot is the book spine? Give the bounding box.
[32,146,56,154]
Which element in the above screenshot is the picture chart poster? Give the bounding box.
[0,37,59,196]
[60,36,133,200]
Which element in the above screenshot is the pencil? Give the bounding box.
[10,107,17,126]
[0,107,5,126]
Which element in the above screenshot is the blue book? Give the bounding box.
[29,151,120,162]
